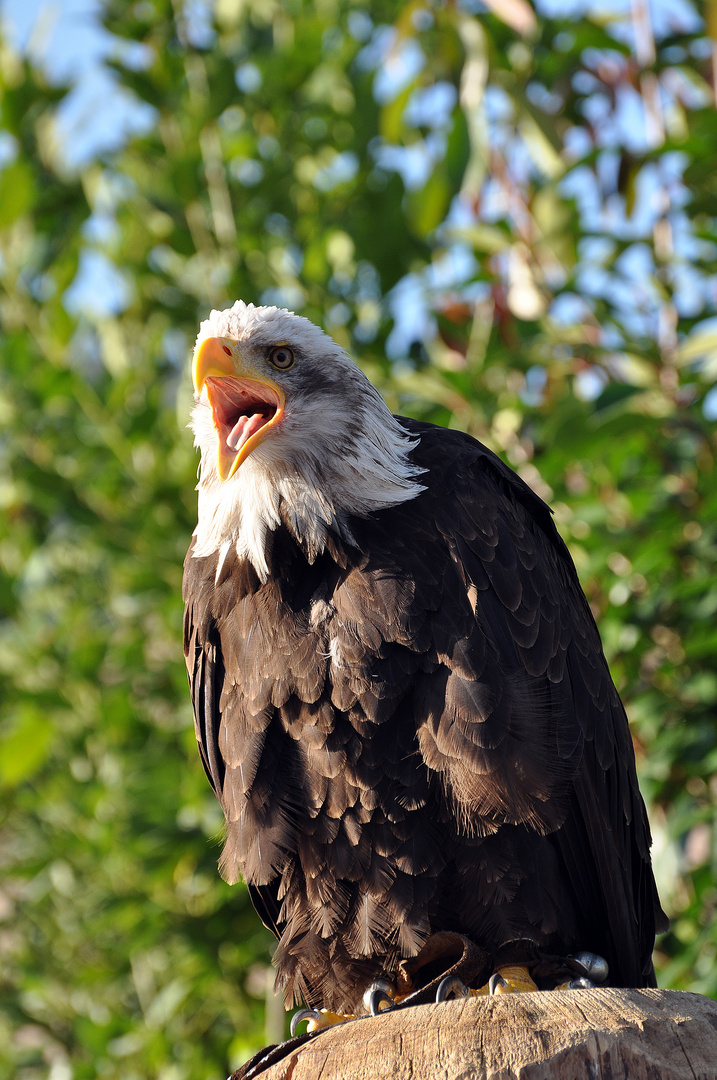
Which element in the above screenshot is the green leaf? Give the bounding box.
[405,166,452,238]
[0,159,35,227]
[0,706,54,787]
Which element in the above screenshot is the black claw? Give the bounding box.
[568,952,609,984]
[568,976,596,990]
[363,978,395,1015]
[290,1008,320,1037]
[367,987,395,1016]
[488,973,507,995]
[436,975,470,1003]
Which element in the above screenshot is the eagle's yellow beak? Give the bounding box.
[193,336,285,481]
[192,335,237,392]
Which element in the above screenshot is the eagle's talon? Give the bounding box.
[568,952,609,984]
[290,1007,354,1034]
[488,973,507,995]
[436,975,470,1003]
[364,980,396,1016]
[290,1008,320,1037]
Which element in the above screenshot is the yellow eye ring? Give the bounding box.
[268,345,294,370]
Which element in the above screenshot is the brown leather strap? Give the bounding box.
[395,931,492,1004]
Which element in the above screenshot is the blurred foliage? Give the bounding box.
[0,0,716,1076]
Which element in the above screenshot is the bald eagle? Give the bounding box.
[183,301,666,1016]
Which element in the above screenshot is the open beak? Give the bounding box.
[193,336,285,481]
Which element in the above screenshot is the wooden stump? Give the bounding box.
[253,989,717,1080]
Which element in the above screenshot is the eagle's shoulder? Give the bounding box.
[397,416,558,541]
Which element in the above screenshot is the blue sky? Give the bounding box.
[0,0,156,168]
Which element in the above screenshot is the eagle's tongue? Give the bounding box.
[226,412,269,454]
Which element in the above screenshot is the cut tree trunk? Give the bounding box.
[242,988,717,1080]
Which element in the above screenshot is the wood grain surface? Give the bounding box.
[251,989,717,1080]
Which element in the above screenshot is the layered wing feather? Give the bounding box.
[398,419,666,983]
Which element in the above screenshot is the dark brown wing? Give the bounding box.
[396,417,667,985]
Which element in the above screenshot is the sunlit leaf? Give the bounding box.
[0,706,54,787]
[0,159,35,226]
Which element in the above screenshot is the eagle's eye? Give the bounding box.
[268,345,294,371]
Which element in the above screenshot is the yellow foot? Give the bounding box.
[290,1007,354,1036]
[471,964,539,996]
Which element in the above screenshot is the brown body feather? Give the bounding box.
[183,418,666,1013]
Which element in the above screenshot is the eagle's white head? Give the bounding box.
[189,301,424,579]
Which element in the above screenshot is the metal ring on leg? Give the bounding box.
[568,952,609,984]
